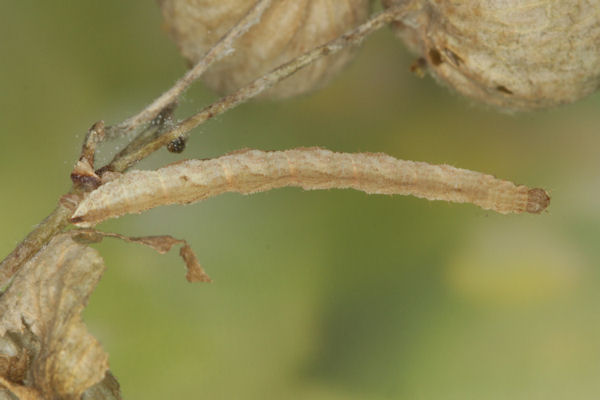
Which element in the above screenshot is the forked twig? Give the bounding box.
[105,0,273,139]
[103,3,417,172]
[103,102,177,174]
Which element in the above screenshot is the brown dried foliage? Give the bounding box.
[0,235,113,399]
[71,230,211,283]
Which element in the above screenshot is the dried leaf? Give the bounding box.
[72,230,211,283]
[70,159,101,190]
[0,234,108,399]
[0,336,28,385]
[126,235,182,254]
[179,244,211,283]
[71,147,550,227]
[81,371,121,400]
[0,387,17,400]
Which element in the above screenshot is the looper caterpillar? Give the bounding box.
[71,148,550,227]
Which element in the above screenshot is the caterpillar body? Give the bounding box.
[71,148,549,227]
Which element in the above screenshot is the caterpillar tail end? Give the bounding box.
[526,188,550,214]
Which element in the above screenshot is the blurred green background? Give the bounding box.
[2,2,600,399]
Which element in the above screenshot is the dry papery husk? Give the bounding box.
[158,0,371,99]
[383,0,600,110]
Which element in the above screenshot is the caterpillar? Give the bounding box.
[71,147,550,227]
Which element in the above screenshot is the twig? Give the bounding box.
[0,204,73,290]
[104,3,416,172]
[0,120,109,288]
[0,121,113,288]
[71,148,550,227]
[105,0,273,139]
[101,102,176,174]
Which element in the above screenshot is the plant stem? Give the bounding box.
[0,203,73,289]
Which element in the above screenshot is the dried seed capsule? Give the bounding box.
[383,0,600,110]
[158,0,371,98]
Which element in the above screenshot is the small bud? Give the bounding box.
[167,136,186,153]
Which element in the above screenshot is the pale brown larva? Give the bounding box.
[71,148,549,227]
[383,0,600,110]
[158,0,371,98]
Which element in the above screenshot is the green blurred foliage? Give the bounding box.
[2,2,600,399]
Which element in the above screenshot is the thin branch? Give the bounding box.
[104,3,417,173]
[0,204,73,290]
[101,102,177,174]
[105,0,273,139]
[0,119,111,288]
[71,148,550,227]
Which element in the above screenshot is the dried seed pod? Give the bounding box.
[383,0,600,110]
[158,0,371,98]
